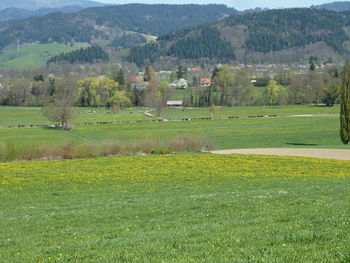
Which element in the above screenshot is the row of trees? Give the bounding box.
[187,65,341,108]
[47,46,109,65]
[0,66,342,109]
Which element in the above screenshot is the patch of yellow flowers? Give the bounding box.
[0,154,349,189]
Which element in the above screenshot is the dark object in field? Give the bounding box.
[286,143,318,146]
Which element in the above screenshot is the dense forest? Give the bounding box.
[112,33,148,49]
[168,26,235,60]
[0,4,237,51]
[127,8,350,65]
[126,26,235,66]
[47,46,109,64]
[224,8,349,53]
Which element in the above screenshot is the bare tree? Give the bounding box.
[42,98,74,130]
[144,81,174,117]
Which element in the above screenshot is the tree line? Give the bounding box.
[47,46,109,65]
[187,65,340,108]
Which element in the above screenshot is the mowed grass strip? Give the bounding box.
[0,154,349,262]
[0,116,347,149]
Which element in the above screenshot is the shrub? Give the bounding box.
[0,136,213,162]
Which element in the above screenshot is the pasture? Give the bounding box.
[0,106,154,127]
[0,43,89,68]
[0,104,339,127]
[0,116,346,150]
[0,154,349,262]
[155,105,339,120]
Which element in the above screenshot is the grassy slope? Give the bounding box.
[0,43,89,68]
[0,116,347,149]
[0,106,153,127]
[124,31,157,42]
[0,154,349,262]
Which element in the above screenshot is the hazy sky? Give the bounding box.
[97,0,341,10]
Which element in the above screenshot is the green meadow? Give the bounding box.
[0,154,349,262]
[0,106,154,127]
[0,43,89,68]
[0,115,347,149]
[156,105,339,120]
[124,31,158,42]
[0,105,339,127]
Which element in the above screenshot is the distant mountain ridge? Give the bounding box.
[0,4,237,51]
[0,6,85,22]
[127,8,350,65]
[0,0,104,11]
[312,1,350,11]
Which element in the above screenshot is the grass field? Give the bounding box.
[0,154,349,262]
[0,43,89,68]
[0,106,154,127]
[155,105,339,120]
[0,105,339,127]
[124,31,157,42]
[0,116,347,149]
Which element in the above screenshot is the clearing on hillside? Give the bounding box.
[0,43,89,68]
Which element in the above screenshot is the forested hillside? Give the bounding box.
[127,8,350,65]
[0,4,237,51]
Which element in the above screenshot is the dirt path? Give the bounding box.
[143,110,169,121]
[212,148,350,161]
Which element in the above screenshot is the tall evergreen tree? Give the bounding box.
[177,65,186,79]
[340,61,350,144]
[144,66,156,82]
[115,69,126,86]
[309,62,316,71]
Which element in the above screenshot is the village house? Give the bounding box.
[200,78,212,87]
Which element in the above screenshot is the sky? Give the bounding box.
[97,0,342,10]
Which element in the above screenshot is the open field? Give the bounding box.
[0,43,89,68]
[155,105,339,120]
[0,116,348,150]
[0,106,154,127]
[0,105,339,127]
[124,31,157,42]
[0,154,349,262]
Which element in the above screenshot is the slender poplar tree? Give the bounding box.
[340,61,350,144]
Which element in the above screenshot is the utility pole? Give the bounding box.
[17,39,20,52]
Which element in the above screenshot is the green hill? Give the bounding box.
[127,8,350,65]
[0,42,88,68]
[0,4,237,52]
